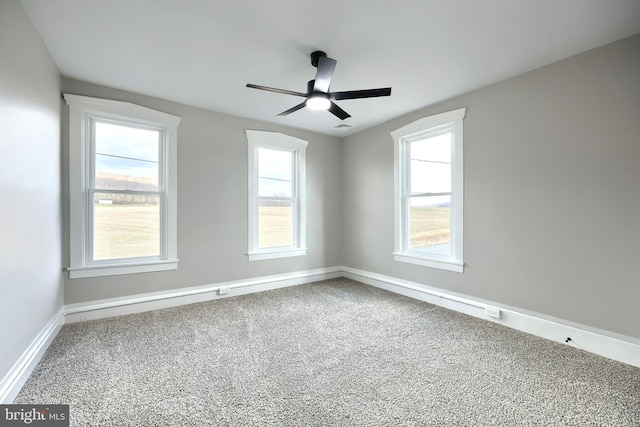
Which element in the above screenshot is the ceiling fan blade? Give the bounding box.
[313,56,337,93]
[328,101,351,120]
[246,83,306,98]
[330,87,392,100]
[277,102,307,117]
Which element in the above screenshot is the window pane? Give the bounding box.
[258,148,292,180]
[95,121,160,191]
[258,148,292,197]
[258,199,293,248]
[410,132,451,194]
[93,192,160,260]
[409,195,451,255]
[259,177,292,197]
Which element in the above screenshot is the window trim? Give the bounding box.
[64,94,181,279]
[391,108,466,273]
[246,130,308,261]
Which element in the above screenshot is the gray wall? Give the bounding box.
[0,1,63,385]
[342,34,640,340]
[61,79,343,304]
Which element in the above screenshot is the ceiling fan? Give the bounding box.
[246,51,391,120]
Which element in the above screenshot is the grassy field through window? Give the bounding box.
[93,204,449,259]
[94,204,160,260]
[410,206,451,249]
[94,204,295,259]
[258,205,293,248]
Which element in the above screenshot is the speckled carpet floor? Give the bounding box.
[15,278,640,426]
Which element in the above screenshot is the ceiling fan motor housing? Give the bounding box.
[307,79,326,96]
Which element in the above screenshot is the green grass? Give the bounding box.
[409,206,450,249]
[94,204,159,260]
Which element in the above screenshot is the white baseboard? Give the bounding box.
[0,308,65,404]
[65,266,343,323]
[341,266,640,368]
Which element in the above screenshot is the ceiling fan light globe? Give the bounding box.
[306,96,331,111]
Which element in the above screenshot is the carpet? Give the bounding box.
[15,278,640,426]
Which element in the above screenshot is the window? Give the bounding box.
[392,108,466,272]
[246,130,308,261]
[64,94,181,278]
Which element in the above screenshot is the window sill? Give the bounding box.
[247,249,307,261]
[393,253,464,273]
[68,259,179,279]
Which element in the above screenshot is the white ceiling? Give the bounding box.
[21,0,640,136]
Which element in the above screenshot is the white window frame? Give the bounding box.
[64,94,181,279]
[246,130,308,261]
[391,108,466,273]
